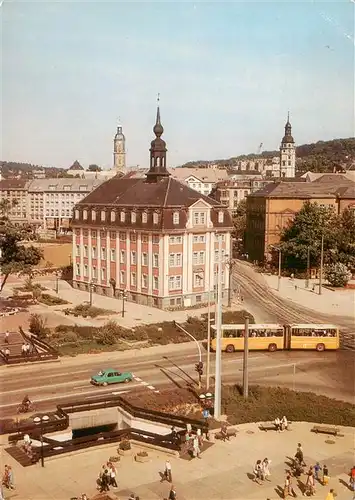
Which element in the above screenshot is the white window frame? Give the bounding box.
[153,253,159,267]
[173,212,179,225]
[131,251,136,265]
[153,276,159,290]
[153,213,159,225]
[120,270,125,284]
[83,209,88,220]
[110,211,116,222]
[92,246,97,259]
[75,210,79,219]
[142,252,148,266]
[131,212,136,223]
[101,247,106,260]
[142,211,147,224]
[92,210,96,221]
[142,274,148,289]
[101,210,105,222]
[131,272,137,287]
[120,211,125,222]
[110,249,116,262]
[218,211,224,223]
[101,268,106,280]
[194,272,204,287]
[120,250,125,264]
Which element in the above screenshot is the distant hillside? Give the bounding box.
[0,161,67,179]
[180,138,355,173]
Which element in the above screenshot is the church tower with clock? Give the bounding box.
[113,122,126,174]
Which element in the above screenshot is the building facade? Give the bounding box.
[72,106,233,309]
[245,175,355,263]
[0,179,29,224]
[170,168,229,196]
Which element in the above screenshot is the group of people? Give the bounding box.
[96,462,118,493]
[253,458,272,484]
[2,465,14,490]
[21,342,32,357]
[274,416,288,432]
[182,425,204,459]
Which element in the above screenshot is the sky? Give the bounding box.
[1,1,354,170]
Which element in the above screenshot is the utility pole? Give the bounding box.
[277,248,282,291]
[319,235,324,295]
[206,285,211,390]
[214,235,223,420]
[227,259,233,308]
[242,316,249,399]
[305,247,310,289]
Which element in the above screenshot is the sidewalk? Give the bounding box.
[1,422,353,500]
[263,275,355,320]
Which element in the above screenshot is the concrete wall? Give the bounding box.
[117,406,185,435]
[69,408,119,430]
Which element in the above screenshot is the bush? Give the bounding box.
[29,313,50,339]
[38,294,69,306]
[119,439,131,451]
[136,451,148,457]
[61,332,79,343]
[64,304,115,318]
[325,263,352,287]
[222,385,355,427]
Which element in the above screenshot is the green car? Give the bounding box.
[91,368,133,386]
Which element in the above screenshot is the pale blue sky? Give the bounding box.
[2,1,354,169]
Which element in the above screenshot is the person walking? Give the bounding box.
[304,467,315,496]
[325,489,335,500]
[4,331,9,344]
[349,465,355,490]
[275,417,281,432]
[262,458,271,481]
[99,468,110,493]
[21,343,27,357]
[192,436,201,459]
[253,460,263,484]
[161,460,172,483]
[281,416,288,431]
[295,443,306,467]
[168,485,177,500]
[4,348,10,362]
[314,462,322,482]
[109,463,117,488]
[322,465,330,486]
[7,467,14,490]
[283,473,293,498]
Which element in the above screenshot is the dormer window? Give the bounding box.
[92,210,96,221]
[83,209,88,220]
[75,209,79,219]
[153,212,159,225]
[218,211,224,223]
[173,212,179,225]
[110,210,116,222]
[131,211,136,223]
[142,211,148,224]
[101,210,105,222]
[120,211,125,222]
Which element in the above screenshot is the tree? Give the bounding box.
[0,200,43,292]
[325,263,352,287]
[278,201,345,270]
[88,164,102,172]
[232,199,247,255]
[29,313,50,339]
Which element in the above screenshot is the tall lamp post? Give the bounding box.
[33,415,49,467]
[305,246,311,289]
[277,247,282,291]
[89,282,94,306]
[214,234,224,420]
[119,289,128,317]
[55,271,59,294]
[174,321,203,388]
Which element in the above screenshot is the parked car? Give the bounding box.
[90,368,133,386]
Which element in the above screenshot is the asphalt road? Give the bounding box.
[0,344,353,419]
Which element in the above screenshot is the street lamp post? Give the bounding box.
[319,235,324,295]
[55,272,59,294]
[305,247,311,289]
[89,282,94,306]
[174,322,203,388]
[277,248,282,291]
[119,289,127,317]
[33,415,49,467]
[214,234,223,420]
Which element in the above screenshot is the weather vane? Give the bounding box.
[157,92,160,104]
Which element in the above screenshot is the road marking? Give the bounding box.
[140,381,149,386]
[154,390,160,393]
[134,377,142,382]
[111,390,130,396]
[147,385,155,390]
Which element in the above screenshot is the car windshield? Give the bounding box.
[97,370,104,376]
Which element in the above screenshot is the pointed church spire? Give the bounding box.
[146,95,169,182]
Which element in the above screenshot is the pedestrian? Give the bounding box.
[304,467,315,496]
[109,463,117,488]
[2,466,9,489]
[274,417,281,432]
[21,343,27,357]
[186,423,192,434]
[4,348,10,362]
[161,460,172,483]
[283,473,293,498]
[4,331,9,344]
[314,462,322,482]
[7,467,14,490]
[128,494,135,500]
[325,488,335,500]
[168,485,177,500]
[281,415,288,431]
[25,343,31,356]
[295,443,306,467]
[253,460,263,484]
[192,435,201,459]
[99,468,110,493]
[220,422,229,442]
[0,484,4,500]
[262,458,271,481]
[349,465,355,490]
[322,464,330,486]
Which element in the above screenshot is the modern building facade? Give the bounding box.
[0,179,29,224]
[72,106,233,309]
[245,175,355,263]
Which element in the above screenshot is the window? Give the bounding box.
[131,212,136,223]
[193,234,205,243]
[173,212,179,225]
[142,212,147,223]
[119,232,126,241]
[100,231,106,239]
[169,235,182,245]
[101,268,106,280]
[83,209,88,220]
[142,234,148,243]
[196,295,202,303]
[110,231,116,240]
[130,232,137,242]
[110,249,116,261]
[91,230,97,238]
[92,246,97,259]
[193,212,206,225]
[120,270,125,284]
[152,234,159,244]
[175,275,182,289]
[169,253,182,267]
[76,244,80,256]
[218,211,224,223]
[153,213,159,225]
[142,274,148,288]
[76,264,80,276]
[131,272,137,287]
[120,211,125,222]
[110,211,116,222]
[75,209,79,219]
[120,250,125,263]
[153,253,159,267]
[92,267,97,278]
[153,276,159,290]
[84,245,88,258]
[142,252,148,266]
[194,273,204,287]
[193,251,204,265]
[101,247,106,260]
[92,210,96,221]
[101,210,105,222]
[131,251,136,265]
[84,264,88,277]
[169,275,182,290]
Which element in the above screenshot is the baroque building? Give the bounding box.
[71,104,233,309]
[113,122,126,173]
[279,113,296,178]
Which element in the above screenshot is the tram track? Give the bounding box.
[233,262,355,350]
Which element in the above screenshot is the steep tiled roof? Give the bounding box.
[0,179,28,190]
[171,168,229,183]
[68,160,84,171]
[77,176,221,208]
[250,179,353,199]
